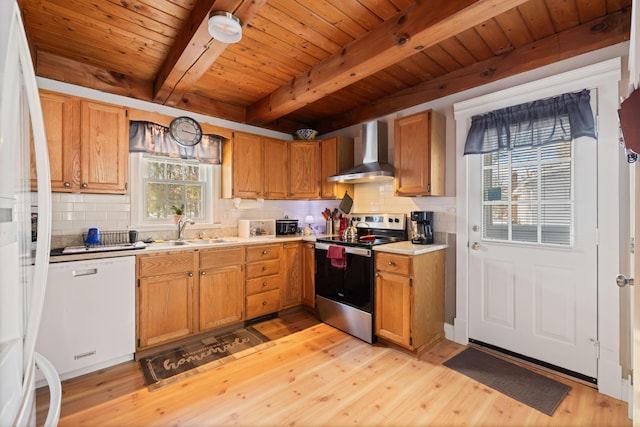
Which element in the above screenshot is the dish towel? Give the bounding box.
[327,245,346,269]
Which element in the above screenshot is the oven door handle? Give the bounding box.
[315,242,372,257]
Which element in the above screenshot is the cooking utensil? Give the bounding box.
[339,191,353,214]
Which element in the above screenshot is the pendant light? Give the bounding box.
[208,11,242,44]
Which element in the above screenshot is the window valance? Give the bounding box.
[463,89,596,155]
[129,120,222,164]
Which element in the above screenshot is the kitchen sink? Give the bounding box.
[186,238,235,245]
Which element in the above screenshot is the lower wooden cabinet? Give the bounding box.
[281,242,302,309]
[136,251,198,349]
[198,247,244,332]
[245,243,282,319]
[136,247,245,350]
[374,249,445,354]
[301,242,315,308]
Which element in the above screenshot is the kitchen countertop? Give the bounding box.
[373,242,448,255]
[49,235,316,263]
[47,234,447,262]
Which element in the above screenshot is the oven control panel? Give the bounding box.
[348,213,406,231]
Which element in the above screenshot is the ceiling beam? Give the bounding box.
[152,0,219,104]
[245,0,530,126]
[162,0,269,108]
[318,7,631,133]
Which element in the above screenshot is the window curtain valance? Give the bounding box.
[128,120,222,164]
[463,89,596,155]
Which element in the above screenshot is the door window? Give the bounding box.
[482,141,573,246]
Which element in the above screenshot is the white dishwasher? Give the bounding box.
[36,256,135,383]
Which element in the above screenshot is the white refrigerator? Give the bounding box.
[0,1,62,426]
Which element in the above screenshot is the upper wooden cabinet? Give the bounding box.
[224,131,287,199]
[320,136,354,199]
[263,137,288,199]
[289,141,320,199]
[394,110,445,197]
[36,90,128,194]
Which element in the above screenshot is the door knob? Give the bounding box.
[471,242,481,250]
[616,274,635,288]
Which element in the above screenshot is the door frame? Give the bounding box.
[454,58,626,400]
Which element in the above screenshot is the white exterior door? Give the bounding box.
[467,129,598,379]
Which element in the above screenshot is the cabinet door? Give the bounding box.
[289,141,320,199]
[199,265,244,332]
[281,242,302,309]
[138,272,194,349]
[263,137,288,199]
[35,91,78,191]
[320,136,354,199]
[301,242,315,307]
[232,131,264,198]
[80,100,128,193]
[375,271,412,348]
[394,111,430,196]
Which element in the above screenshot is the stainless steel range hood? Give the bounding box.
[327,121,394,184]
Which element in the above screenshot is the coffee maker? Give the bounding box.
[410,211,434,244]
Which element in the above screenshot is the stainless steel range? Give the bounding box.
[314,213,407,343]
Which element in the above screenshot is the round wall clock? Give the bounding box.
[169,116,203,147]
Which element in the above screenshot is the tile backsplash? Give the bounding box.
[47,182,457,248]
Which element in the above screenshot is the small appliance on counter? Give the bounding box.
[275,218,299,235]
[410,211,434,244]
[238,219,276,238]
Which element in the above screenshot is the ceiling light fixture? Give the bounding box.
[208,11,242,44]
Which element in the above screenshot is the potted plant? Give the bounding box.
[171,205,184,224]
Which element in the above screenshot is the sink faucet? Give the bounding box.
[178,217,195,241]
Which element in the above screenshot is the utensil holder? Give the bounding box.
[326,220,334,235]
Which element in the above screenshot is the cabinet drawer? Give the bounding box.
[137,251,196,277]
[246,259,280,279]
[376,252,412,276]
[246,289,280,319]
[246,244,281,262]
[199,246,244,269]
[246,275,282,295]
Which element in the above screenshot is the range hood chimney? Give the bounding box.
[327,121,394,183]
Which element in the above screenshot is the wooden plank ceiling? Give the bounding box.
[18,0,632,136]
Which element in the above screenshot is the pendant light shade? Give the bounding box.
[208,11,242,44]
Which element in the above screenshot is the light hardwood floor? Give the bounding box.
[36,309,630,426]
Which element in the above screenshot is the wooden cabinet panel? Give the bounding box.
[37,90,128,194]
[289,141,320,199]
[199,265,244,332]
[199,246,243,269]
[246,289,280,319]
[246,259,280,279]
[374,249,445,355]
[246,244,281,262]
[232,131,264,198]
[138,272,194,348]
[34,91,78,191]
[375,271,412,347]
[394,110,445,197]
[301,242,315,307]
[320,136,354,199]
[263,137,288,199]
[137,250,196,277]
[281,242,302,309]
[80,100,128,193]
[246,275,282,295]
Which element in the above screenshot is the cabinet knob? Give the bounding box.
[188,272,193,277]
[64,182,71,187]
[81,183,88,188]
[262,281,268,287]
[262,250,268,255]
[262,301,267,306]
[388,260,394,266]
[262,266,268,271]
[201,271,206,275]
